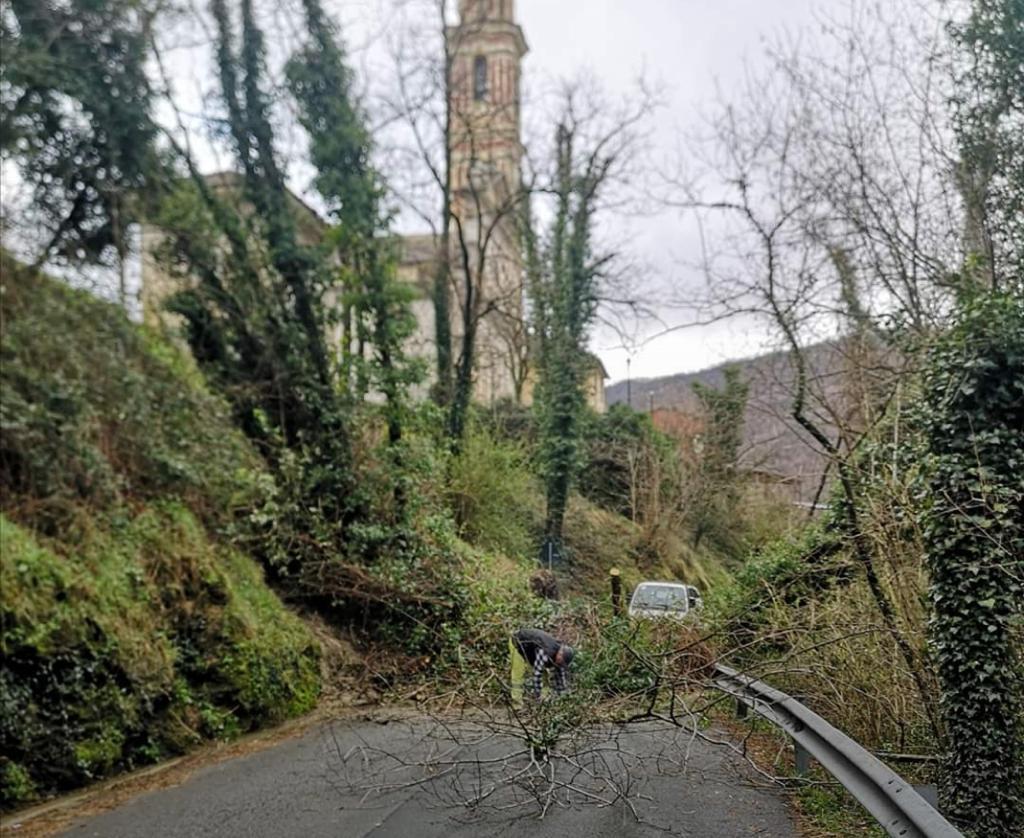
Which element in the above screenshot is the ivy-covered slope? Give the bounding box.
[0,254,320,809]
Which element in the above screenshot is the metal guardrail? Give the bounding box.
[712,663,963,838]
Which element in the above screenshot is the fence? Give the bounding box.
[713,664,962,838]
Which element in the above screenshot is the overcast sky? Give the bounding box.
[4,0,851,383]
[498,0,841,382]
[174,0,847,383]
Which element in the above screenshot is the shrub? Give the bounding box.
[446,426,541,559]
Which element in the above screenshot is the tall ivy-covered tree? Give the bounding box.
[155,0,361,567]
[689,366,749,550]
[951,0,1024,288]
[286,0,419,445]
[919,293,1024,836]
[527,83,649,541]
[1,0,165,299]
[916,7,1024,830]
[214,0,335,393]
[528,116,615,540]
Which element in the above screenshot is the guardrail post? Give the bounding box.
[794,740,811,777]
[610,568,623,617]
[914,785,939,809]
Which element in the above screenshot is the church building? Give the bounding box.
[140,0,608,412]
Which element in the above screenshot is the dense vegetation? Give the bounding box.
[701,297,1024,832]
[0,256,319,807]
[919,293,1024,831]
[0,252,731,811]
[1,0,1022,834]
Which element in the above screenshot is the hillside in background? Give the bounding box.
[606,343,869,503]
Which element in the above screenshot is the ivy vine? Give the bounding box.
[918,292,1024,836]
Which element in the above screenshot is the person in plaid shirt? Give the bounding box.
[512,628,575,699]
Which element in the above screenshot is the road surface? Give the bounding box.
[58,716,796,838]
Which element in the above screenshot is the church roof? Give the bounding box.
[584,352,609,379]
[201,171,327,244]
[396,233,438,267]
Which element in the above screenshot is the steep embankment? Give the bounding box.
[0,255,320,809]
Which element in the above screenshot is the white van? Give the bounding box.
[628,581,702,621]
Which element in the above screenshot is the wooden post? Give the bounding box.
[610,568,623,617]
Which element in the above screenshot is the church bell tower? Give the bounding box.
[449,0,528,403]
[450,1,527,200]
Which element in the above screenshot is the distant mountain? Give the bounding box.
[607,342,874,503]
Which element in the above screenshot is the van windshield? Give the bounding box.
[632,585,688,611]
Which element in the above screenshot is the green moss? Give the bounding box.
[217,547,321,719]
[73,728,126,778]
[0,259,321,810]
[0,761,36,807]
[0,510,320,807]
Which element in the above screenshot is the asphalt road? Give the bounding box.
[60,716,796,838]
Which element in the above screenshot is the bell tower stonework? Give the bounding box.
[448,0,529,403]
[451,0,526,197]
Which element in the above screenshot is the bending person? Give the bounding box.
[512,628,575,700]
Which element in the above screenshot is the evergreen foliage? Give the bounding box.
[156,173,362,575]
[1,0,165,277]
[158,0,364,574]
[285,0,420,444]
[950,0,1024,286]
[153,2,470,649]
[0,257,319,809]
[528,121,610,540]
[0,252,258,517]
[284,0,376,237]
[689,367,749,550]
[218,0,335,393]
[918,292,1024,836]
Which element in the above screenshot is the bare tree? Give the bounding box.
[659,0,971,742]
[319,597,926,829]
[377,1,533,445]
[320,608,803,831]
